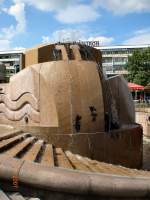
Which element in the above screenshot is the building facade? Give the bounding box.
[96,44,150,77]
[0,49,25,82]
[0,44,150,82]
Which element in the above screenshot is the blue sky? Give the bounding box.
[0,0,150,50]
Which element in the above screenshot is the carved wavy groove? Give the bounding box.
[0,93,39,111]
[10,92,34,101]
[0,103,40,122]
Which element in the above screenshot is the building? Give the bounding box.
[0,49,25,82]
[96,44,150,77]
[0,44,150,81]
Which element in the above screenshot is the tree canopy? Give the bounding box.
[125,47,150,86]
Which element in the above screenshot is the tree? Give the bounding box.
[125,47,150,86]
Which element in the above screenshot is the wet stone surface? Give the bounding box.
[0,125,15,134]
[143,136,150,170]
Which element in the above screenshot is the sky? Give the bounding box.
[0,0,150,50]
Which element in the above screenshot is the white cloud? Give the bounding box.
[93,0,150,14]
[12,0,100,24]
[0,0,4,13]
[123,28,150,45]
[0,0,3,5]
[0,25,15,40]
[0,39,11,51]
[0,26,13,50]
[42,28,87,44]
[13,46,25,50]
[52,29,86,42]
[15,0,73,11]
[0,1,26,50]
[88,36,114,45]
[42,28,114,46]
[8,1,26,33]
[55,5,100,24]
[42,36,50,43]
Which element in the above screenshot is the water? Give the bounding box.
[0,124,14,134]
[143,136,150,170]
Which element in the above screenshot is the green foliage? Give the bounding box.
[125,47,150,86]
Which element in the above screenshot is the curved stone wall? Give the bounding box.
[107,75,135,127]
[0,44,105,134]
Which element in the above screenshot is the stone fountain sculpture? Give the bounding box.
[0,43,142,168]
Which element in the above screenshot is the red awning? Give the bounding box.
[128,82,144,90]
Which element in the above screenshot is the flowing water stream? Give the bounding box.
[143,136,150,170]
